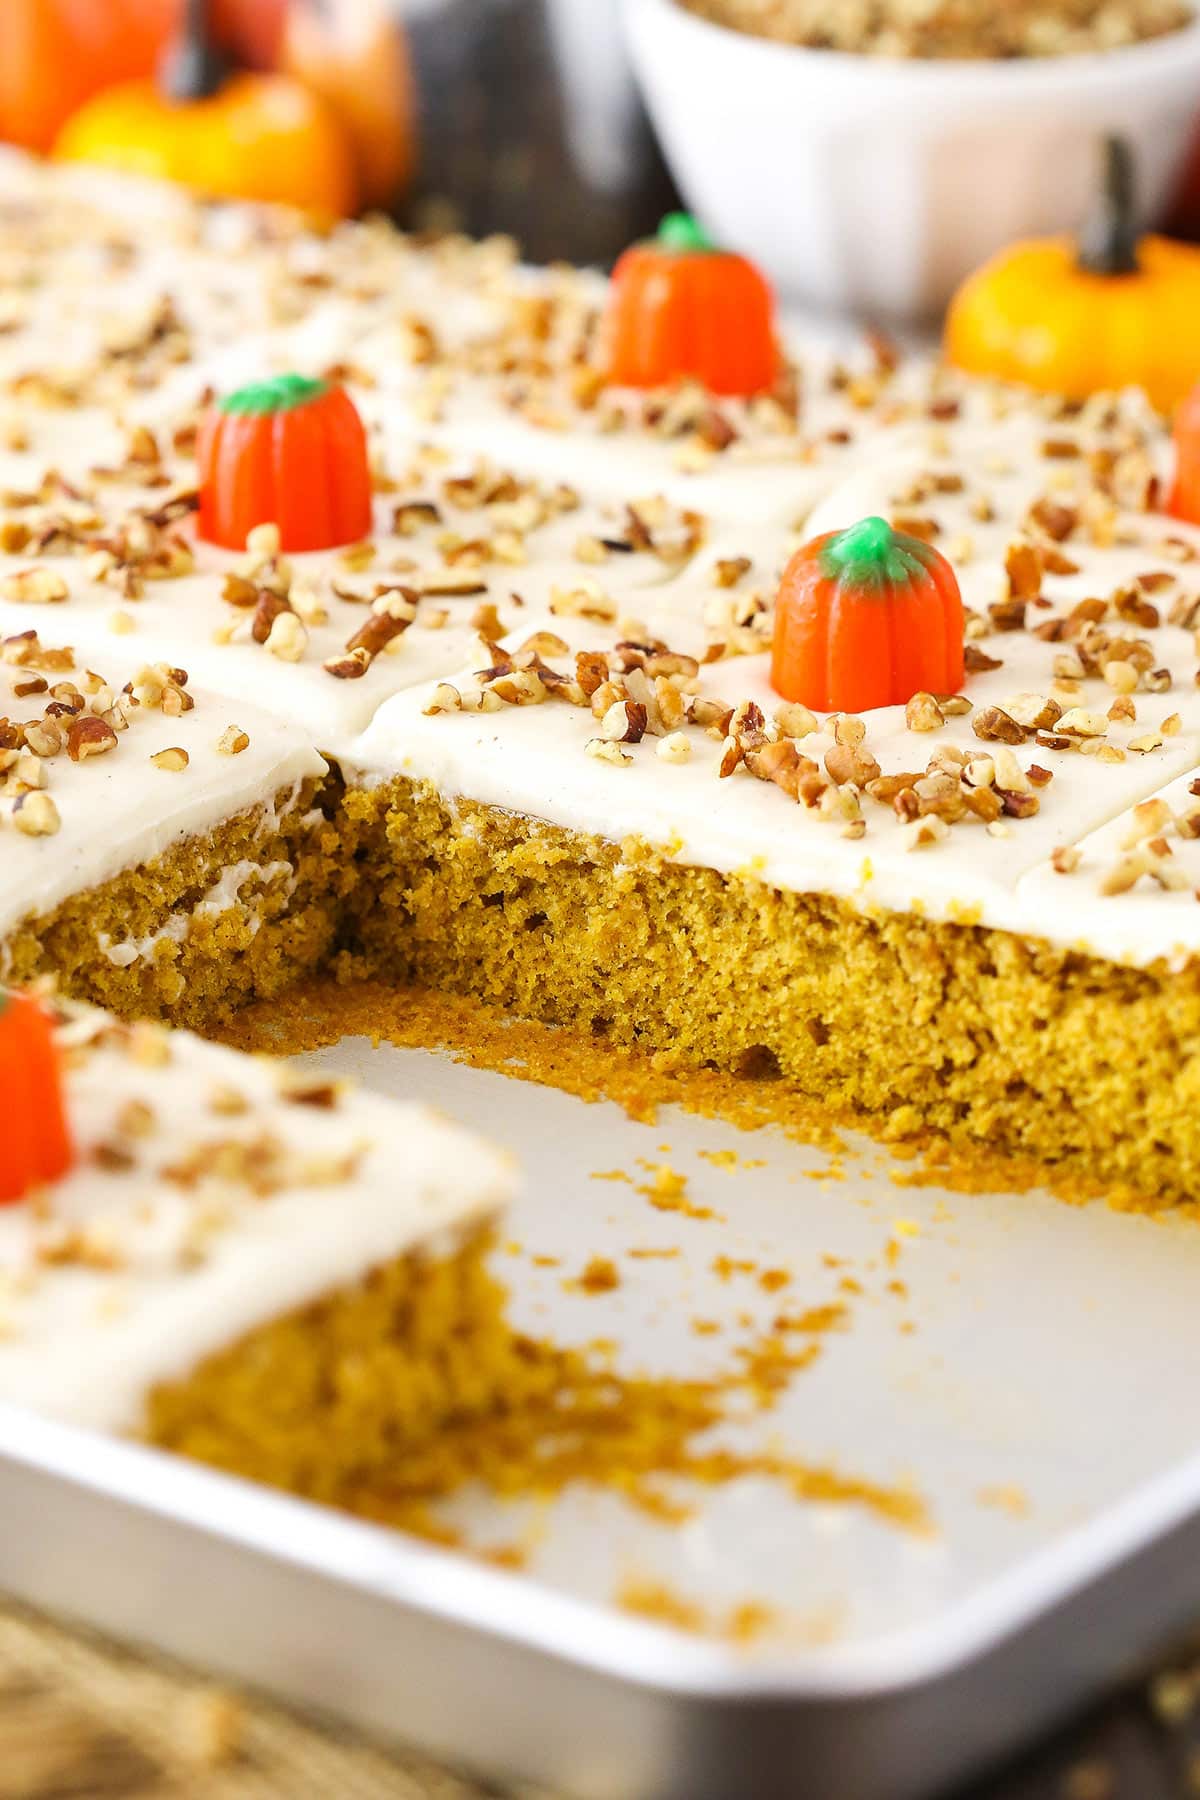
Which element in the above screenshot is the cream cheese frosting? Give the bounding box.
[0,998,512,1433]
[0,633,325,944]
[0,450,711,753]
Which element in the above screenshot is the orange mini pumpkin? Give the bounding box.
[0,0,174,154]
[772,515,964,714]
[197,373,372,553]
[946,139,1200,414]
[283,0,416,208]
[605,212,778,397]
[0,990,74,1206]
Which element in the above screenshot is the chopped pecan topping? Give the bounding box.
[66,714,117,760]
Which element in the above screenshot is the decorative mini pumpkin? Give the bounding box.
[945,139,1200,414]
[0,991,74,1205]
[772,515,964,713]
[53,0,357,221]
[0,0,173,154]
[283,0,416,208]
[197,373,373,553]
[605,212,778,397]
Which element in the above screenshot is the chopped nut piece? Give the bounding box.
[585,736,632,766]
[323,647,372,680]
[1102,659,1138,694]
[973,706,1025,745]
[1,568,69,605]
[1004,540,1042,602]
[1100,854,1149,895]
[150,746,189,772]
[264,611,307,662]
[217,725,249,756]
[1004,693,1062,732]
[773,702,817,739]
[1121,797,1173,847]
[990,746,1030,793]
[1055,708,1107,737]
[825,741,881,786]
[66,714,118,761]
[657,731,692,763]
[424,683,462,715]
[12,790,60,836]
[905,691,943,733]
[246,522,281,558]
[713,556,752,588]
[1051,845,1081,874]
[964,644,1002,673]
[901,815,948,851]
[600,699,648,744]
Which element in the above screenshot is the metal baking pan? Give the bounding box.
[2,1035,1200,1800]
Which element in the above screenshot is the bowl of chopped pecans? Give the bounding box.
[622,0,1200,318]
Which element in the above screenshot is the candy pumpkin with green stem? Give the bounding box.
[605,212,778,397]
[1167,381,1200,524]
[197,372,373,553]
[0,991,74,1206]
[945,139,1200,413]
[772,515,964,714]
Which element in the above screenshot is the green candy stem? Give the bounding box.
[656,211,716,254]
[219,373,329,417]
[819,515,929,587]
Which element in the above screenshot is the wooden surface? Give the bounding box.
[7,4,1199,1796]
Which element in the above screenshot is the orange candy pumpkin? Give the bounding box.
[197,373,373,553]
[0,991,74,1206]
[772,516,964,713]
[1168,383,1200,524]
[605,213,778,397]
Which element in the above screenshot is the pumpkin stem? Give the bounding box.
[219,373,330,416]
[161,0,229,104]
[656,212,716,254]
[1078,136,1140,277]
[819,515,930,586]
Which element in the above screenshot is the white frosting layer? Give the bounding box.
[0,1001,512,1433]
[0,466,709,755]
[0,648,325,944]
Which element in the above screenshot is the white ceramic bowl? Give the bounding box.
[622,0,1200,318]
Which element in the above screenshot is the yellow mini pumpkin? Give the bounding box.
[945,139,1200,414]
[53,0,356,221]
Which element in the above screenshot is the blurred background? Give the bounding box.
[401,0,679,262]
[10,0,1200,319]
[1,0,679,265]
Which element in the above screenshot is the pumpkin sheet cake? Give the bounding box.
[5,152,1200,1215]
[0,992,518,1503]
